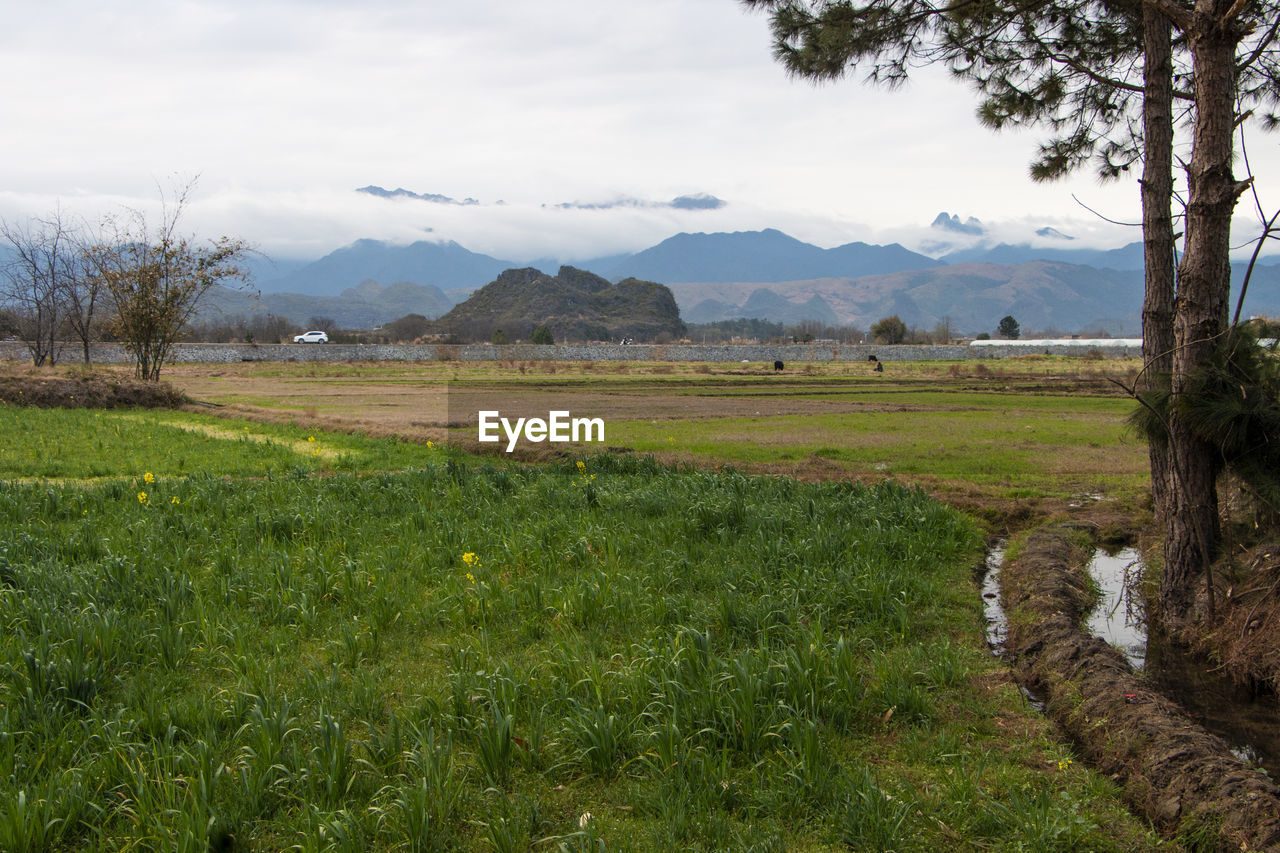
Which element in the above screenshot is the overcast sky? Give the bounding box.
[3,0,1278,265]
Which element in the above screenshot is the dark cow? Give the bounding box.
[773,360,784,372]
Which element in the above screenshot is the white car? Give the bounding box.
[294,330,329,343]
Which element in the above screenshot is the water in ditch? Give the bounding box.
[980,543,1045,711]
[980,544,1008,654]
[1083,548,1148,670]
[982,544,1279,777]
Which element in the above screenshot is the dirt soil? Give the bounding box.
[0,369,184,409]
[1001,522,1280,852]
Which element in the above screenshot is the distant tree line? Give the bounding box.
[687,318,786,343]
[660,314,1099,345]
[185,313,302,344]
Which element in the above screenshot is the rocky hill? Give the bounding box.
[430,266,686,343]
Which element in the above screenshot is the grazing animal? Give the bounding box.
[773,360,784,371]
[874,361,884,372]
[867,354,878,362]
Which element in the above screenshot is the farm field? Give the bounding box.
[0,358,1167,850]
[164,357,1150,510]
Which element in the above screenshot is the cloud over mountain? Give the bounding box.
[552,193,726,212]
[355,186,480,205]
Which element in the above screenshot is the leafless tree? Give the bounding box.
[88,181,253,380]
[64,224,111,364]
[0,210,85,366]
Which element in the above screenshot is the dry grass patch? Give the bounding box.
[0,365,185,409]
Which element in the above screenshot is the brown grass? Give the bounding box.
[0,365,184,409]
[1192,541,1280,693]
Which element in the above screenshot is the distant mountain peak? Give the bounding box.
[356,185,479,205]
[587,227,939,284]
[1035,226,1075,240]
[257,237,515,298]
[931,212,984,235]
[670,193,726,210]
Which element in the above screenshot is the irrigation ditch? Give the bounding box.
[987,523,1280,851]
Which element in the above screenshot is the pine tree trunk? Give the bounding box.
[1141,5,1175,527]
[1159,3,1245,625]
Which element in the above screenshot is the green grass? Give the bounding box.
[0,407,435,480]
[610,398,1144,500]
[0,410,1165,850]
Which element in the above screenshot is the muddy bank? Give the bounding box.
[1001,524,1280,851]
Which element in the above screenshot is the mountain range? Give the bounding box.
[585,228,943,283]
[671,262,1146,335]
[255,238,514,298]
[203,278,455,331]
[217,222,1279,335]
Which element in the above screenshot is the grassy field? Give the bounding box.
[0,358,1167,850]
[163,357,1150,509]
[0,406,434,481]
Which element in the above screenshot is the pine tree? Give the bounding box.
[740,0,1280,625]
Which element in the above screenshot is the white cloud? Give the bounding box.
[2,0,1276,265]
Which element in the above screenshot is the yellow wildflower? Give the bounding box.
[143,472,155,484]
[307,436,316,443]
[170,496,181,506]
[137,491,149,505]
[462,552,480,568]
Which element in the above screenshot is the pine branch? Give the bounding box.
[1140,0,1194,32]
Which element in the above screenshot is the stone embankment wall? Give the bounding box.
[0,341,1142,365]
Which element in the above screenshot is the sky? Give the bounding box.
[3,0,1278,266]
